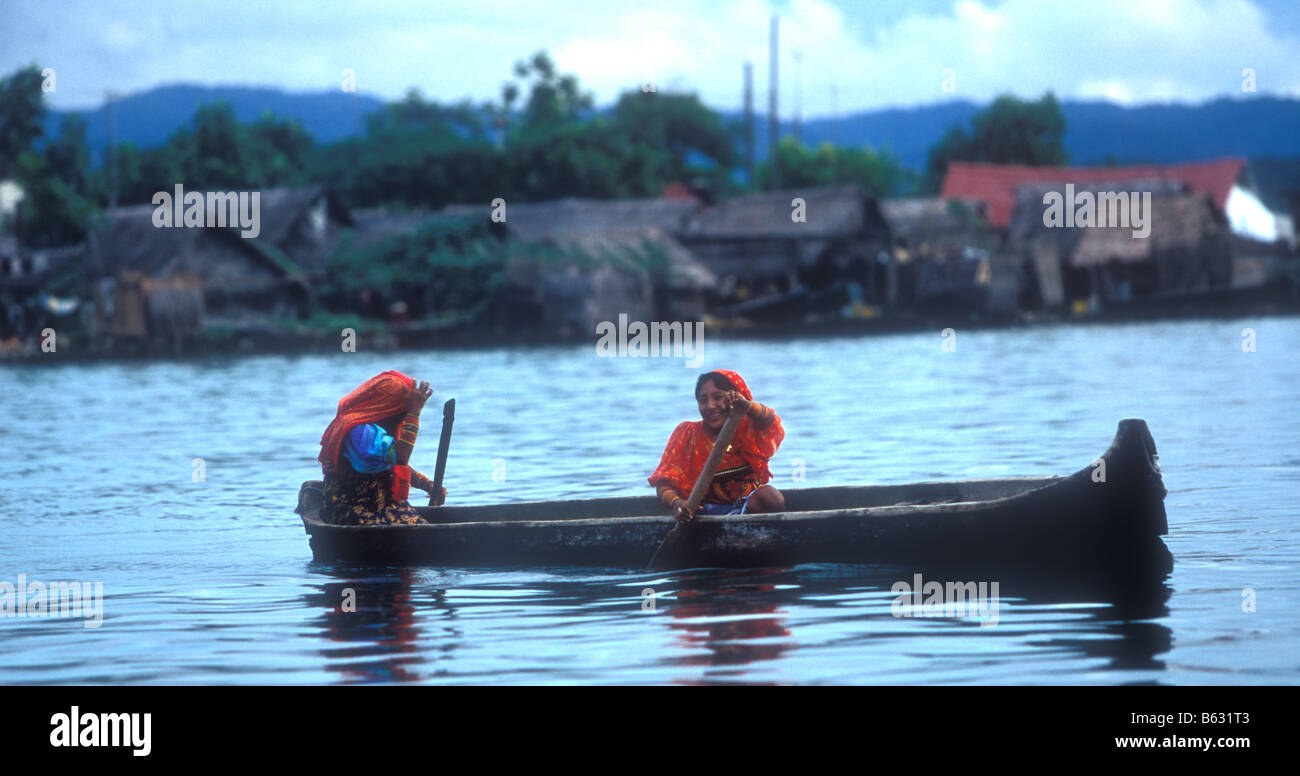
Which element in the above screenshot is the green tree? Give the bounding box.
[176,102,250,189]
[0,64,45,178]
[313,88,498,209]
[610,89,738,187]
[757,137,917,196]
[506,51,593,134]
[13,115,98,247]
[924,92,1068,192]
[246,112,315,186]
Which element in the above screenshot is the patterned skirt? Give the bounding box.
[321,473,425,526]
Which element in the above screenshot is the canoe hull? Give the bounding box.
[298,419,1171,575]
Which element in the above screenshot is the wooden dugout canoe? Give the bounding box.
[297,419,1171,575]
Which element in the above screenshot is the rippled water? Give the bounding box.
[1,317,1297,684]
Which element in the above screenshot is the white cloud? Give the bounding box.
[3,0,1297,112]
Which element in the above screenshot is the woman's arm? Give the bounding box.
[656,482,683,509]
[723,389,776,427]
[746,401,777,427]
[392,380,433,465]
[410,469,447,505]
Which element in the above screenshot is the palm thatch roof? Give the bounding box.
[92,185,355,290]
[95,207,294,291]
[440,198,714,291]
[441,197,697,241]
[879,197,990,240]
[1008,180,1186,244]
[539,227,716,291]
[1071,192,1225,267]
[681,185,888,240]
[254,185,351,248]
[1006,181,1227,267]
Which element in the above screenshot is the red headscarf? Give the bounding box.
[710,369,751,402]
[319,370,416,499]
[648,369,784,501]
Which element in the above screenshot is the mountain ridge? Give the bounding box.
[45,84,1300,172]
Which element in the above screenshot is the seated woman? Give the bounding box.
[649,369,785,523]
[317,370,447,526]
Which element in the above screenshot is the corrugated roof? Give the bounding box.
[941,158,1246,227]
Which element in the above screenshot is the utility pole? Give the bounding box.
[793,49,802,145]
[768,14,780,189]
[830,84,839,180]
[105,90,119,209]
[743,62,755,185]
[830,85,839,146]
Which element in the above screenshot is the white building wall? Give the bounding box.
[1225,184,1280,242]
[0,179,24,221]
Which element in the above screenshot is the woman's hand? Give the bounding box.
[672,498,695,524]
[406,380,433,415]
[723,389,750,415]
[430,485,447,507]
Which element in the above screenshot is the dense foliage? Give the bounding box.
[1,50,939,241]
[758,137,917,195]
[924,92,1069,192]
[319,215,508,320]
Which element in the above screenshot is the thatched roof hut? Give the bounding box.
[675,185,891,303]
[254,185,353,274]
[483,225,717,335]
[87,185,351,340]
[95,203,302,292]
[95,185,350,281]
[440,198,717,323]
[344,207,442,250]
[441,197,698,241]
[880,197,991,244]
[1007,181,1231,302]
[681,184,887,241]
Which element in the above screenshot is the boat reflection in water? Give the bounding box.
[304,565,461,684]
[661,568,796,684]
[650,563,1173,684]
[300,559,1171,684]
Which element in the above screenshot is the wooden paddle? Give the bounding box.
[429,398,455,506]
[647,401,748,570]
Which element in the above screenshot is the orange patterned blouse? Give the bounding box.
[647,369,784,507]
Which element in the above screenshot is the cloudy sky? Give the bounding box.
[4,0,1298,113]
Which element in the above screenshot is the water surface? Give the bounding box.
[1,317,1297,684]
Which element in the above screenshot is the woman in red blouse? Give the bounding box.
[648,369,786,523]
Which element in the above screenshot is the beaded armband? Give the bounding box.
[396,413,420,445]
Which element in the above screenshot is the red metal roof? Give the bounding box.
[661,182,698,201]
[939,158,1246,227]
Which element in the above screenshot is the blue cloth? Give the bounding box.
[695,491,755,516]
[341,423,396,474]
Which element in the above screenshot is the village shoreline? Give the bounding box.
[6,300,1296,367]
[6,165,1297,365]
